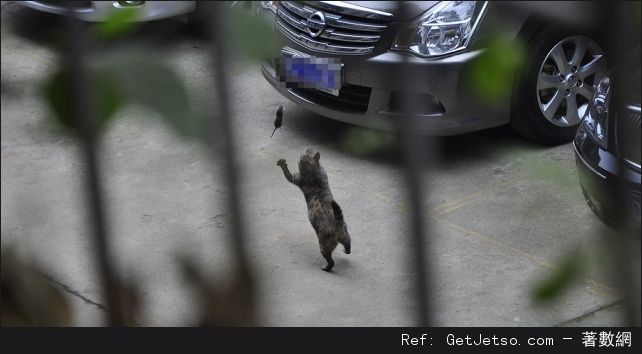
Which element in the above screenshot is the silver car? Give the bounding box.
[258,1,615,144]
[17,1,197,22]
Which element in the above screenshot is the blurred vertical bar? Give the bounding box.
[201,2,256,323]
[607,1,641,327]
[63,3,125,325]
[396,1,434,327]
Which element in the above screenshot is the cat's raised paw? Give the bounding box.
[277,159,287,167]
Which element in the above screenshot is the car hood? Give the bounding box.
[342,1,439,21]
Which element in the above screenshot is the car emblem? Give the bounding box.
[305,11,326,38]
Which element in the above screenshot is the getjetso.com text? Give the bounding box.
[401,334,554,346]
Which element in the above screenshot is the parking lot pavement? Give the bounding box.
[1,2,634,327]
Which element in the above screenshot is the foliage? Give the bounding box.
[95,7,140,40]
[43,11,203,141]
[228,6,278,63]
[465,34,525,106]
[531,250,585,303]
[340,127,398,157]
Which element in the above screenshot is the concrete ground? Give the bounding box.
[1,2,636,327]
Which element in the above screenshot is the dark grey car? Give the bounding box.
[574,46,641,233]
[257,1,617,144]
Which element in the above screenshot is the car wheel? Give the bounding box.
[510,28,607,144]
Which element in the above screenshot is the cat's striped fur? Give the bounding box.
[277,149,351,271]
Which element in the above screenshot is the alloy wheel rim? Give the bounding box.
[536,35,607,127]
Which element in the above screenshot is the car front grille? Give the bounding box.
[616,105,641,168]
[275,1,393,55]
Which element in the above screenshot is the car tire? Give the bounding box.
[510,27,608,145]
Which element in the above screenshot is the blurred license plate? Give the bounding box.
[279,47,342,96]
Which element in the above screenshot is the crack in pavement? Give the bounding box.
[39,272,142,327]
[553,300,624,327]
[40,273,107,310]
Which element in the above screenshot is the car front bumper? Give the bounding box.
[260,46,510,136]
[573,129,642,232]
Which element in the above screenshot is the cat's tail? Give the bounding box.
[332,200,351,255]
[331,200,344,222]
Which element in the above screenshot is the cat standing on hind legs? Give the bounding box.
[277,148,351,271]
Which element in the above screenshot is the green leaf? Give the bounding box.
[465,35,525,106]
[340,127,398,156]
[44,45,204,141]
[44,66,124,133]
[92,46,205,141]
[229,8,278,62]
[532,250,585,303]
[95,7,141,40]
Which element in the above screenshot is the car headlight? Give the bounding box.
[392,1,488,57]
[581,75,611,149]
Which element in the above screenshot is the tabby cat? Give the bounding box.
[277,148,351,271]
